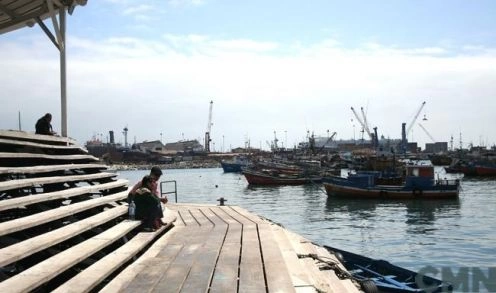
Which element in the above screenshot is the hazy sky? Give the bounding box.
[1,0,496,151]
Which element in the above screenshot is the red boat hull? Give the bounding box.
[243,171,321,185]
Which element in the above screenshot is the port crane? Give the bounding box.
[350,106,373,140]
[418,123,436,143]
[406,101,426,139]
[204,100,213,152]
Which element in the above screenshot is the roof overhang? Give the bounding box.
[0,0,86,35]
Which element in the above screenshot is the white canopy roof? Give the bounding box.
[0,0,87,137]
[0,0,86,35]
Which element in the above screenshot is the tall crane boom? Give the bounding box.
[204,100,213,152]
[406,101,426,138]
[360,107,373,139]
[350,107,373,140]
[418,123,436,143]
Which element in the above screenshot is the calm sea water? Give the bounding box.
[118,168,496,273]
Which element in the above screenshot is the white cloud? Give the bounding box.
[1,35,496,150]
[168,0,205,7]
[123,4,154,16]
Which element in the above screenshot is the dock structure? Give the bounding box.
[0,130,361,292]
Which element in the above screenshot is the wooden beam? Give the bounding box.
[0,130,77,145]
[52,211,178,293]
[0,172,117,192]
[0,179,128,211]
[0,137,87,152]
[0,152,97,161]
[0,163,107,175]
[0,221,141,293]
[0,190,129,237]
[0,205,128,267]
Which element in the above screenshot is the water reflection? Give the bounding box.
[404,199,461,235]
[324,197,461,234]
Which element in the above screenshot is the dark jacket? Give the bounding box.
[35,116,53,135]
[133,187,161,226]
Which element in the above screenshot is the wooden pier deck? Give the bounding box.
[102,204,360,293]
[0,130,361,292]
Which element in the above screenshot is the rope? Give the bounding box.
[297,253,354,280]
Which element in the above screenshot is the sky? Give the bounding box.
[1,0,496,151]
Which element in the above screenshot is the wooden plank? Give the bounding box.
[258,223,296,293]
[179,216,228,292]
[285,230,354,293]
[0,190,129,236]
[100,217,183,293]
[229,205,266,224]
[151,227,213,293]
[313,245,361,293]
[219,207,267,292]
[0,137,87,152]
[209,207,242,293]
[51,211,178,293]
[0,172,117,191]
[0,205,128,267]
[189,208,214,227]
[0,130,77,145]
[0,152,97,161]
[121,244,184,293]
[0,220,141,293]
[0,163,107,175]
[211,207,242,244]
[271,224,315,289]
[0,179,128,211]
[177,208,200,227]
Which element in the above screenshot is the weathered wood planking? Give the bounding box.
[0,130,77,145]
[208,207,242,293]
[178,209,228,293]
[0,205,128,267]
[51,211,178,293]
[0,163,106,175]
[0,178,127,211]
[271,224,316,290]
[0,172,117,192]
[284,229,359,293]
[0,220,141,293]
[220,206,267,293]
[99,225,183,292]
[0,152,98,161]
[0,137,87,152]
[0,190,128,236]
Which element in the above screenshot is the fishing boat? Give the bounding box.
[220,156,250,172]
[446,159,496,176]
[242,169,322,185]
[324,245,453,292]
[324,165,460,199]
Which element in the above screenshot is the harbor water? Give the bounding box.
[118,168,496,275]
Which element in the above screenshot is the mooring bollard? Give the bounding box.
[217,197,227,206]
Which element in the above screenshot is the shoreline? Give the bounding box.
[106,161,221,171]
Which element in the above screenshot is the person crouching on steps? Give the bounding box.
[133,175,163,231]
[129,166,168,225]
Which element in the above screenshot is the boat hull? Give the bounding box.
[221,161,245,173]
[324,176,459,199]
[243,170,322,185]
[324,245,453,292]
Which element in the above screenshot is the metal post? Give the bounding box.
[59,8,67,137]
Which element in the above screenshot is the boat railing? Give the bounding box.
[435,178,460,186]
[160,180,178,203]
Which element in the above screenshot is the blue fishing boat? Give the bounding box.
[324,165,460,199]
[220,156,250,172]
[324,245,453,292]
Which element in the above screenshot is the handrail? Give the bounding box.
[160,180,178,203]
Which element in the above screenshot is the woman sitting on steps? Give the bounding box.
[133,175,164,231]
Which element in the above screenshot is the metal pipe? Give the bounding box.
[59,7,67,137]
